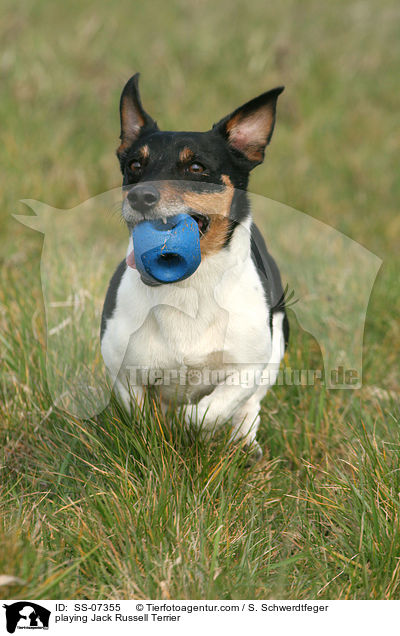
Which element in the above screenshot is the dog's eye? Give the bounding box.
[189,162,205,174]
[130,160,142,172]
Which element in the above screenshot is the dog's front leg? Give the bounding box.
[183,364,264,435]
[113,375,145,413]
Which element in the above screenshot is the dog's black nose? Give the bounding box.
[127,184,160,212]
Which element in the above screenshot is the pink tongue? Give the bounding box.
[126,249,136,269]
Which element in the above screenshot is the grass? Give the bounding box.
[1,0,400,599]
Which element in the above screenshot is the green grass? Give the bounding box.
[1,0,400,600]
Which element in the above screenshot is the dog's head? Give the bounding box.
[117,73,283,256]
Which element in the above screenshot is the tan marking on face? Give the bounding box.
[156,182,183,207]
[155,179,234,219]
[221,174,232,188]
[199,215,231,256]
[140,145,149,160]
[180,175,234,220]
[155,176,235,257]
[179,147,195,163]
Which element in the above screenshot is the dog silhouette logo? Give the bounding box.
[15,189,382,415]
[2,602,50,633]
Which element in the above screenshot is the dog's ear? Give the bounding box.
[117,73,158,156]
[213,86,284,167]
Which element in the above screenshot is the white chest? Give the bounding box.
[101,229,272,403]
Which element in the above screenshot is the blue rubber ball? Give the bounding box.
[132,213,201,285]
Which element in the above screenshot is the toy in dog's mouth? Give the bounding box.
[127,212,207,285]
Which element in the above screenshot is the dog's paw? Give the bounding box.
[182,396,228,435]
[244,441,263,466]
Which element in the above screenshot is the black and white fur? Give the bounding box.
[101,74,289,458]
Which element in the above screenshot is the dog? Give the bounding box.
[101,73,289,459]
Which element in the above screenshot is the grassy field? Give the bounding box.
[1,0,400,599]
